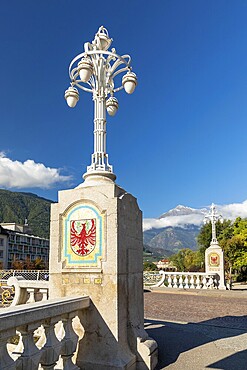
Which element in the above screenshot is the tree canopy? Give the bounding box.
[170,248,203,272]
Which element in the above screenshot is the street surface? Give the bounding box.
[144,289,247,369]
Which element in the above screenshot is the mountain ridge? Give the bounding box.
[0,189,53,238]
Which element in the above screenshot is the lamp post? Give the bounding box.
[204,203,223,245]
[204,203,226,289]
[64,26,137,181]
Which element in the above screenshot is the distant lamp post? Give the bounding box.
[204,203,226,290]
[204,203,223,245]
[64,26,137,181]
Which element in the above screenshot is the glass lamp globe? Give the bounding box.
[106,97,119,116]
[95,26,112,50]
[98,34,112,50]
[122,72,137,94]
[64,87,79,108]
[77,57,94,83]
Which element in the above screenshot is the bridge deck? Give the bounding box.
[144,288,247,369]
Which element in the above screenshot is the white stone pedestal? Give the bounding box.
[49,175,158,369]
[205,242,226,290]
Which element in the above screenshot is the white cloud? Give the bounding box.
[143,214,204,231]
[218,201,247,220]
[143,201,247,231]
[0,152,72,189]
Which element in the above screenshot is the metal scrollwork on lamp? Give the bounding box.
[64,26,137,181]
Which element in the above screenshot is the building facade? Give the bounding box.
[156,259,177,271]
[0,226,8,269]
[0,223,49,269]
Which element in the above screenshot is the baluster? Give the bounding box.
[167,274,172,288]
[178,275,183,289]
[35,326,46,349]
[173,275,178,288]
[15,323,41,370]
[184,275,189,289]
[208,276,214,289]
[26,288,35,303]
[0,329,17,369]
[61,314,80,370]
[213,275,218,289]
[11,330,23,359]
[202,276,207,289]
[189,275,195,289]
[39,288,48,301]
[195,274,201,289]
[40,317,62,369]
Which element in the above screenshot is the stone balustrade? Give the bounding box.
[0,276,50,307]
[0,295,90,369]
[144,271,219,289]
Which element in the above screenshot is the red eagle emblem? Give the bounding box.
[209,253,219,266]
[70,219,96,256]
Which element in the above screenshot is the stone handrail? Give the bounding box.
[0,295,90,369]
[144,271,219,289]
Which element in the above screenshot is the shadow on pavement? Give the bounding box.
[145,316,247,369]
[206,349,247,369]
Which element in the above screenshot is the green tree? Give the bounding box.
[143,261,157,271]
[197,221,212,255]
[220,218,247,281]
[170,249,203,272]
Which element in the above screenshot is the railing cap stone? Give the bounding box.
[0,295,90,331]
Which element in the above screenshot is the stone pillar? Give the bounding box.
[49,175,158,369]
[205,242,226,290]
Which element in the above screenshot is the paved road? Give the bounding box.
[144,289,247,369]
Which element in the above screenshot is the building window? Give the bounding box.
[9,234,15,242]
[0,238,4,246]
[0,250,3,258]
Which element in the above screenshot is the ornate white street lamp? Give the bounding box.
[64,26,137,181]
[204,203,223,245]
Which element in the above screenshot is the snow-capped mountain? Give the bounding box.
[143,204,208,257]
[159,204,207,219]
[143,205,207,232]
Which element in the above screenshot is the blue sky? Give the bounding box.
[0,1,247,218]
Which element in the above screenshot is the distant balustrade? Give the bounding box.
[0,295,90,370]
[144,271,219,289]
[0,276,49,308]
[143,271,162,286]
